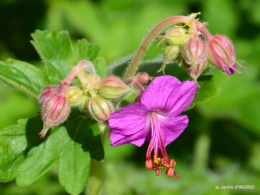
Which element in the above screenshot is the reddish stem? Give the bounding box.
[124,13,200,79]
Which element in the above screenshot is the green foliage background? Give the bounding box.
[0,0,260,194]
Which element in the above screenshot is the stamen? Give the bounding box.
[145,159,153,170]
[145,112,179,177]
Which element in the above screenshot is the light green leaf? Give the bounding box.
[31,30,75,83]
[75,39,105,77]
[94,56,106,78]
[75,39,100,62]
[0,59,50,100]
[0,119,27,182]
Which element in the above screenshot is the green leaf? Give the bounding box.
[75,39,100,63]
[0,113,104,194]
[186,75,222,110]
[94,56,106,78]
[107,54,186,78]
[75,39,106,77]
[0,30,101,101]
[31,30,75,83]
[31,30,102,84]
[0,119,28,182]
[16,117,69,187]
[58,118,104,195]
[0,59,50,100]
[194,75,222,103]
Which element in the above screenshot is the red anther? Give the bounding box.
[169,159,176,168]
[166,168,174,177]
[145,159,153,170]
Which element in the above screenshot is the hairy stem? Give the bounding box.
[124,13,200,79]
[195,21,213,40]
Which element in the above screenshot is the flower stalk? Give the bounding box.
[124,13,200,79]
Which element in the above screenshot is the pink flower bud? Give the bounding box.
[207,35,236,74]
[137,72,150,84]
[38,86,59,103]
[182,36,207,66]
[39,94,70,138]
[88,96,114,122]
[183,59,207,81]
[99,76,129,99]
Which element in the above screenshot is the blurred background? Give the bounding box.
[0,0,260,194]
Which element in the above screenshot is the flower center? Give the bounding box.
[145,111,179,178]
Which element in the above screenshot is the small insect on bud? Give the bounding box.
[39,94,71,138]
[38,85,60,104]
[182,36,207,66]
[207,35,237,74]
[88,95,114,122]
[66,86,83,106]
[99,76,130,99]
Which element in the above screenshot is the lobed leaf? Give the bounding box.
[75,39,105,77]
[0,59,50,100]
[75,39,100,63]
[31,30,75,84]
[0,119,28,182]
[0,114,104,194]
[58,117,104,195]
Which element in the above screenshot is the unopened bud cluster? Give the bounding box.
[159,14,239,81]
[38,60,131,138]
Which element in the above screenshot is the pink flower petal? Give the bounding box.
[159,115,188,146]
[110,130,147,147]
[109,103,150,146]
[140,76,181,111]
[165,81,197,116]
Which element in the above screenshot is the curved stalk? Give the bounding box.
[124,13,200,79]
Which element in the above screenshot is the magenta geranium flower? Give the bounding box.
[108,75,198,177]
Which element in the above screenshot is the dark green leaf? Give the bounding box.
[0,112,104,194]
[16,117,69,187]
[31,30,75,83]
[0,59,50,100]
[58,118,104,195]
[194,75,222,103]
[186,75,222,110]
